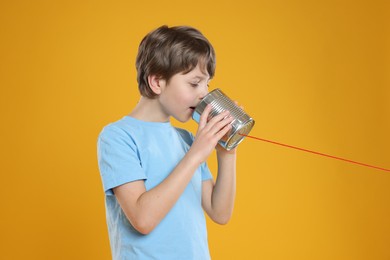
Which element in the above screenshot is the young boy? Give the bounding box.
[97,25,237,259]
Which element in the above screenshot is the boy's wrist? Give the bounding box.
[185,148,204,167]
[216,145,237,159]
[216,151,236,163]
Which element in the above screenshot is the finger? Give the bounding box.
[210,115,234,135]
[233,100,244,110]
[198,104,212,129]
[203,110,230,132]
[215,122,232,141]
[207,110,231,130]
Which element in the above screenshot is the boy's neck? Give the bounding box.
[129,96,170,123]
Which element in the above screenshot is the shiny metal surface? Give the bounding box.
[192,88,255,150]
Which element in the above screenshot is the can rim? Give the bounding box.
[223,118,255,150]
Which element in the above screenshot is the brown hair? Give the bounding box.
[135,25,216,98]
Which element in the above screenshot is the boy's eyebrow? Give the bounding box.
[191,75,209,81]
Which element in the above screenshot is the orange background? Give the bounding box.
[1,0,389,259]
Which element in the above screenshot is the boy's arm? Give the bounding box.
[113,106,233,235]
[113,153,201,235]
[201,147,236,225]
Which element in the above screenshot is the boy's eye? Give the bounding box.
[190,82,199,87]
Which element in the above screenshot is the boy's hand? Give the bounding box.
[188,104,234,164]
[215,100,242,157]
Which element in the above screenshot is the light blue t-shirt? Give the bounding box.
[97,116,213,260]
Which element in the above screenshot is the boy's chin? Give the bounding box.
[176,118,191,123]
[174,114,192,123]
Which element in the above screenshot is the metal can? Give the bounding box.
[192,88,255,150]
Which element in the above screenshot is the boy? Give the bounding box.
[97,25,237,259]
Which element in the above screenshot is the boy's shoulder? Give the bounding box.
[98,116,138,143]
[98,117,196,148]
[100,116,130,133]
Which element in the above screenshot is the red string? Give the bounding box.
[240,134,390,172]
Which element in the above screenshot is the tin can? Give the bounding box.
[192,88,255,150]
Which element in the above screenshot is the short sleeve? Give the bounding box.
[97,125,147,195]
[200,161,213,181]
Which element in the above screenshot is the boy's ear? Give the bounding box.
[147,75,165,95]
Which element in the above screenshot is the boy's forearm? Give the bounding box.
[130,152,201,233]
[210,153,237,224]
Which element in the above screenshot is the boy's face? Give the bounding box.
[157,64,210,123]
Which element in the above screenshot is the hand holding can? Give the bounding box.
[192,88,255,151]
